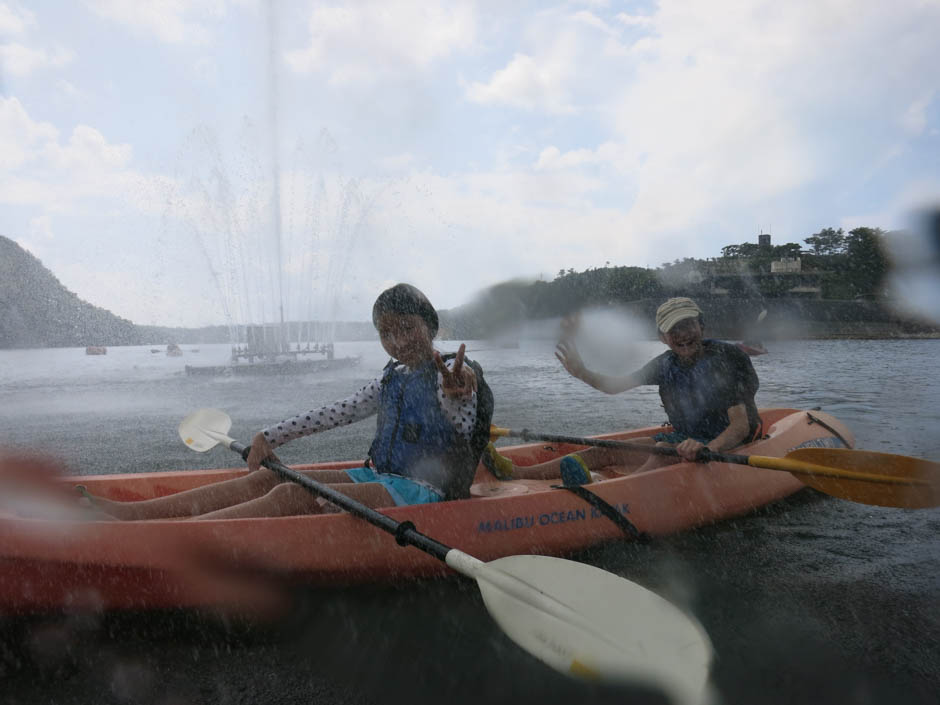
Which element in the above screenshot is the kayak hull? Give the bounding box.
[0,408,853,614]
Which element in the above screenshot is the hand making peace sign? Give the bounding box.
[434,343,477,399]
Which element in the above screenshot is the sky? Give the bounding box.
[1,0,939,328]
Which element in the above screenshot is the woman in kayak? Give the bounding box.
[483,297,761,483]
[81,284,493,519]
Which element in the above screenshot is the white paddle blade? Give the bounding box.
[477,555,712,704]
[178,408,234,452]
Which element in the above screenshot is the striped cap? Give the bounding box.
[655,297,702,333]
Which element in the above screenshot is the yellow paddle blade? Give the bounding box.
[785,448,940,509]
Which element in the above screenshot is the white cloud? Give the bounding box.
[2,0,939,327]
[600,0,940,234]
[0,4,72,77]
[0,96,58,170]
[900,92,935,136]
[465,4,812,231]
[570,10,617,35]
[55,79,80,98]
[0,41,73,75]
[43,125,133,170]
[467,0,940,234]
[376,152,417,172]
[0,3,34,35]
[615,12,654,29]
[465,52,577,114]
[86,0,229,44]
[465,5,651,114]
[0,97,175,221]
[14,214,55,260]
[28,213,53,239]
[285,0,476,82]
[191,56,219,83]
[359,167,649,302]
[535,142,631,172]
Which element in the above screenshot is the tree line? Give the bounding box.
[714,226,889,300]
[440,226,896,338]
[549,225,891,310]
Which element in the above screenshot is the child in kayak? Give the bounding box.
[81,284,494,519]
[483,297,761,483]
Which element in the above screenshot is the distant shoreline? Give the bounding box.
[3,333,939,351]
[794,332,940,340]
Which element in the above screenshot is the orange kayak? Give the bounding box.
[0,408,853,615]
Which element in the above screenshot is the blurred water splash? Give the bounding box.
[884,208,940,325]
[164,125,378,344]
[159,0,380,344]
[567,306,653,375]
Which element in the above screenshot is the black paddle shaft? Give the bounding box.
[229,441,453,562]
[505,428,737,464]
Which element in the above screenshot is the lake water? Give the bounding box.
[1,338,938,704]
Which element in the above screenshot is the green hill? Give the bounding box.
[0,235,140,348]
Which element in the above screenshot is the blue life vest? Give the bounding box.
[368,358,465,498]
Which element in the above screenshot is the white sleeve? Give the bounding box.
[261,377,382,449]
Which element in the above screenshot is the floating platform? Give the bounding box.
[184,356,360,376]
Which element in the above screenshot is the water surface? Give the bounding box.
[1,339,937,704]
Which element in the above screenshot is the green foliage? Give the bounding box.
[719,239,803,276]
[773,243,802,259]
[804,227,845,255]
[0,235,141,348]
[519,266,662,318]
[842,227,889,296]
[721,243,764,259]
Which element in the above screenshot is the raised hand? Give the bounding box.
[435,343,477,398]
[555,338,588,381]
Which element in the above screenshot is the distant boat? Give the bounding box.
[85,346,107,355]
[166,344,183,357]
[150,349,160,354]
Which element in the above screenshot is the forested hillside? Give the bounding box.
[0,235,140,348]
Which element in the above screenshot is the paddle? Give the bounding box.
[179,409,713,701]
[489,426,940,509]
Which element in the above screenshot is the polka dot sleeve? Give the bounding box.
[437,359,478,443]
[260,360,479,450]
[261,377,382,449]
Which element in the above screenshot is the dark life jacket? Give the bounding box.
[655,340,760,441]
[367,353,494,501]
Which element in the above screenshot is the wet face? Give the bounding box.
[376,313,433,366]
[661,317,704,362]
